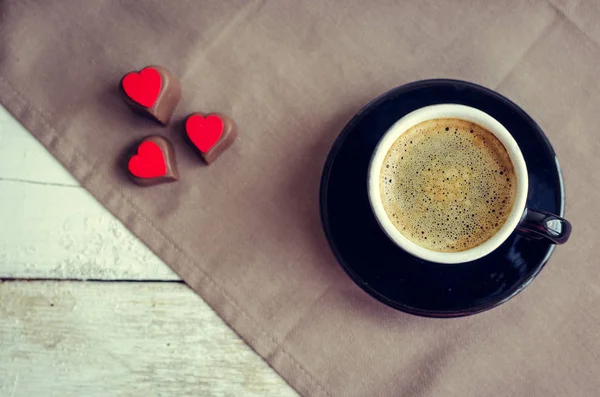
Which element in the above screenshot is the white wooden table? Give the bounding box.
[0,106,298,397]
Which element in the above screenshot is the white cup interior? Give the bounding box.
[368,104,529,264]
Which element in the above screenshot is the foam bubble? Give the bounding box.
[380,118,516,252]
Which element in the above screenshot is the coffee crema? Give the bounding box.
[380,118,517,252]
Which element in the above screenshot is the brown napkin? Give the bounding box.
[2,1,599,396]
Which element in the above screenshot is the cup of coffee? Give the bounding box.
[368,104,571,264]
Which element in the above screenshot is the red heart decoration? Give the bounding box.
[185,114,224,153]
[128,141,167,178]
[122,67,162,108]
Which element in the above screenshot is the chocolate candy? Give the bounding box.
[184,113,237,164]
[121,66,181,125]
[127,136,179,186]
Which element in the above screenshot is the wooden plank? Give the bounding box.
[0,281,298,397]
[0,180,179,280]
[0,106,78,186]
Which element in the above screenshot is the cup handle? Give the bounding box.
[516,208,572,244]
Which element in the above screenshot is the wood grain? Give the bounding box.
[0,180,178,280]
[0,106,78,186]
[0,281,298,397]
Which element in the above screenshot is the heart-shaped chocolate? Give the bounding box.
[120,66,181,125]
[127,136,178,186]
[185,113,237,164]
[122,67,162,108]
[128,141,167,178]
[185,114,224,153]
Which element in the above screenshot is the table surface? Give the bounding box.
[0,105,298,397]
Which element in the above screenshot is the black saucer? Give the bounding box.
[320,79,565,318]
